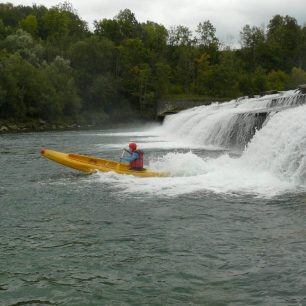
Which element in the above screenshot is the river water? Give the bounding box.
[1,96,306,305]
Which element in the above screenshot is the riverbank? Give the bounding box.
[3,86,305,134]
[0,119,99,134]
[0,118,160,134]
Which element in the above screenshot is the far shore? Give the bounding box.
[0,119,161,134]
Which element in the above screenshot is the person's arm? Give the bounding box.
[121,149,132,162]
[124,149,132,155]
[122,152,139,162]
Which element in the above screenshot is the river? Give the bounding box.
[1,92,306,305]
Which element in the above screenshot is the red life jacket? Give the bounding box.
[130,150,144,168]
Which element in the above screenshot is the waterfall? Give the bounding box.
[241,105,306,184]
[159,90,306,186]
[163,91,306,149]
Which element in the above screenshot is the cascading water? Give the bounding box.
[80,90,306,197]
[241,105,306,184]
[163,90,306,149]
[155,90,306,193]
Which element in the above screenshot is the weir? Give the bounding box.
[157,99,214,119]
[158,90,306,119]
[162,91,306,149]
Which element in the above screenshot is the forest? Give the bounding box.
[0,2,306,128]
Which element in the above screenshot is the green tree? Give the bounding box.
[89,73,119,114]
[209,50,241,98]
[69,36,115,113]
[42,2,88,60]
[20,14,38,36]
[0,52,81,120]
[267,69,289,90]
[0,18,11,39]
[172,45,198,93]
[0,3,30,28]
[43,7,69,39]
[141,21,168,57]
[168,25,193,46]
[267,15,301,71]
[133,63,154,115]
[2,29,43,65]
[240,24,265,70]
[193,52,213,95]
[94,18,121,44]
[115,9,141,41]
[43,2,88,40]
[0,53,49,119]
[45,56,81,116]
[152,60,171,97]
[69,36,114,75]
[289,67,306,88]
[251,66,268,94]
[118,38,150,109]
[195,20,219,63]
[298,26,306,70]
[0,53,28,118]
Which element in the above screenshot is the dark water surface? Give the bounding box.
[1,129,306,306]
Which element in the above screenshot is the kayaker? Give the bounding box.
[122,143,145,171]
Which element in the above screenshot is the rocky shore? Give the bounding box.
[0,118,153,134]
[0,119,104,134]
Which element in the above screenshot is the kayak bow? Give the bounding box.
[40,148,169,177]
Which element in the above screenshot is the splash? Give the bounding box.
[92,92,306,197]
[93,150,295,198]
[149,151,209,177]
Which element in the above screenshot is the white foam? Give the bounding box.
[162,91,304,149]
[90,150,296,198]
[241,105,306,185]
[90,92,306,198]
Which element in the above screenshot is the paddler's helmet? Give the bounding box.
[129,143,137,151]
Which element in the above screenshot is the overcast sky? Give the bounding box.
[5,0,306,45]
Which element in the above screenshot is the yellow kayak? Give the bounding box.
[40,148,169,177]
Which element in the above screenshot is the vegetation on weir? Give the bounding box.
[0,1,306,128]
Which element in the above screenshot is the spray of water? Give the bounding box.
[94,91,306,197]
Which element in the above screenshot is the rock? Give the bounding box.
[39,118,46,125]
[7,124,18,130]
[236,96,248,101]
[0,125,8,132]
[298,84,306,94]
[260,90,279,97]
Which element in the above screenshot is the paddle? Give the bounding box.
[115,149,124,172]
[119,149,125,163]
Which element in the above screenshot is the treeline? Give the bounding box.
[0,2,306,125]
